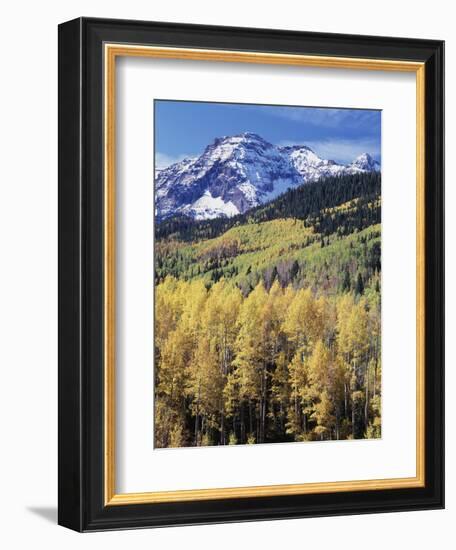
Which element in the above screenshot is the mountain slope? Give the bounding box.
[156,132,380,221]
[156,170,381,243]
[155,170,381,295]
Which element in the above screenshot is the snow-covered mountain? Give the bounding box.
[155,132,380,221]
[346,152,381,173]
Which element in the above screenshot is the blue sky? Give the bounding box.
[155,100,381,169]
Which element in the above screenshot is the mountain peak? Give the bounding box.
[203,132,274,159]
[350,153,380,172]
[279,144,314,153]
[238,131,264,140]
[212,132,269,145]
[156,133,381,221]
[355,152,373,162]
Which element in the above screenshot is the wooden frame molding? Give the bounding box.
[103,43,426,506]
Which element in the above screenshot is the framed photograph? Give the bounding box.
[58,17,444,531]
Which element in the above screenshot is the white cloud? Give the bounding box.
[269,107,380,130]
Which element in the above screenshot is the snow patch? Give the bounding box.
[237,181,259,203]
[186,191,239,220]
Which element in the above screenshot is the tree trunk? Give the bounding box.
[364,364,369,430]
[220,408,225,445]
[344,383,348,419]
[295,391,299,435]
[280,402,284,434]
[241,403,245,443]
[352,395,356,439]
[194,413,199,446]
[195,385,201,446]
[373,349,378,398]
[261,364,267,443]
[373,335,379,398]
[249,400,253,439]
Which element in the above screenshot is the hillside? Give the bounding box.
[156,170,380,242]
[155,171,381,297]
[154,170,382,448]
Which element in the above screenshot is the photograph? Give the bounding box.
[54,12,444,534]
[154,100,382,448]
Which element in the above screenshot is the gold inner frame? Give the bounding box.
[104,44,426,506]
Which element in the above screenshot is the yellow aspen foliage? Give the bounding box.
[154,275,381,446]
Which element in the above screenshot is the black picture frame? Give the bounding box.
[58,17,444,532]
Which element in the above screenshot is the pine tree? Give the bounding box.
[342,267,351,292]
[355,272,364,295]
